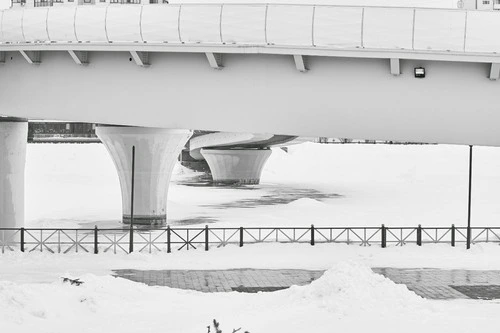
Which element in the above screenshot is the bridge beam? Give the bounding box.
[68,51,89,66]
[96,126,191,225]
[293,55,308,72]
[390,58,401,76]
[0,118,28,230]
[205,52,223,69]
[130,51,150,67]
[19,51,41,65]
[489,63,500,80]
[201,148,272,185]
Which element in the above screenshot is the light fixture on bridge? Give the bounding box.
[414,67,425,78]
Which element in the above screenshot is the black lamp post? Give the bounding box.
[129,145,136,253]
[467,145,473,250]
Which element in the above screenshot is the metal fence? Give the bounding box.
[0,225,499,254]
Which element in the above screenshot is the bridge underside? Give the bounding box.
[0,50,498,146]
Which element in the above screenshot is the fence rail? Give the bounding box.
[0,225,499,254]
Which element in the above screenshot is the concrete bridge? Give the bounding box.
[1,3,500,227]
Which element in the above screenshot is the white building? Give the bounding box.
[473,0,500,10]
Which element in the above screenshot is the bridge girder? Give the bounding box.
[0,50,499,146]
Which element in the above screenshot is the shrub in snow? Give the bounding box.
[209,319,249,333]
[61,277,83,286]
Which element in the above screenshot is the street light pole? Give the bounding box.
[129,145,135,253]
[467,145,473,250]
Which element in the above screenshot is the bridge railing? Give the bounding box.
[0,4,499,55]
[0,225,499,254]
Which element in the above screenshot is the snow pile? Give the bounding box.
[0,260,499,333]
[0,262,427,331]
[289,261,427,317]
[0,275,150,330]
[0,281,48,324]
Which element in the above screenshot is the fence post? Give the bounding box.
[310,224,315,246]
[94,226,98,254]
[167,225,171,253]
[381,224,386,248]
[20,227,25,253]
[205,225,209,251]
[451,224,455,247]
[417,224,422,246]
[129,226,134,254]
[239,227,244,247]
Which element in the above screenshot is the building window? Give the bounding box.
[34,0,53,7]
[483,0,490,4]
[12,0,26,4]
[150,0,158,3]
[110,0,141,3]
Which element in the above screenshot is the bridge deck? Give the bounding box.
[1,4,500,63]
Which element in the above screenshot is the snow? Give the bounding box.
[2,242,500,285]
[7,142,500,332]
[1,259,499,333]
[25,142,500,228]
[288,261,426,316]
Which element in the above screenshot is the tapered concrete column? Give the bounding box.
[201,148,272,185]
[0,118,28,230]
[96,126,192,225]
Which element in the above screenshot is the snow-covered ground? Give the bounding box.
[1,249,500,333]
[3,243,500,284]
[1,263,497,333]
[25,142,500,228]
[3,142,500,332]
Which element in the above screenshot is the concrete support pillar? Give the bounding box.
[201,148,272,185]
[96,126,192,225]
[0,118,28,230]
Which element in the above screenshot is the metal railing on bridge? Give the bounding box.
[1,225,499,254]
[2,4,500,57]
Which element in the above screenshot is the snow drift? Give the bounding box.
[0,261,428,332]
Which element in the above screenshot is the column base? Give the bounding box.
[213,179,261,185]
[96,126,192,226]
[201,148,272,185]
[123,215,166,226]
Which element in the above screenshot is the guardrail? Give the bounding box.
[1,4,500,55]
[0,225,499,254]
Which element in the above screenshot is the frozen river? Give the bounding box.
[25,142,500,229]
